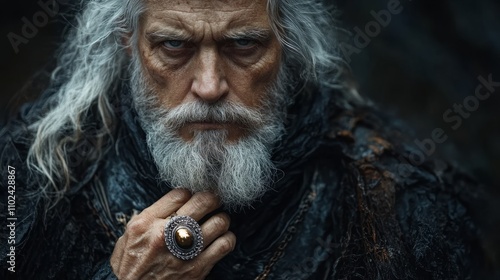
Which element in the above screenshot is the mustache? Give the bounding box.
[160,100,266,130]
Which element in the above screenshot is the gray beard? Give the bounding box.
[130,59,289,209]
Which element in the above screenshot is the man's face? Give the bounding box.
[131,0,288,209]
[137,0,282,142]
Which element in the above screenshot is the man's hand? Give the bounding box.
[110,189,236,279]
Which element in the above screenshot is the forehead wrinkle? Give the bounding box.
[145,14,270,42]
[146,0,261,13]
[144,0,263,24]
[146,8,259,24]
[144,13,195,39]
[142,0,271,42]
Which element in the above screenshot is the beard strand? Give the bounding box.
[130,56,289,210]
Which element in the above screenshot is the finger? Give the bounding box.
[198,231,236,267]
[200,213,231,247]
[110,235,127,275]
[143,188,192,218]
[176,192,221,221]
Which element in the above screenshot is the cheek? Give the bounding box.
[226,45,282,107]
[138,45,192,108]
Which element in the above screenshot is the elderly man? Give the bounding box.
[0,0,494,279]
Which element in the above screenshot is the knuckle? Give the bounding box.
[212,215,230,232]
[217,236,235,255]
[126,216,150,235]
[192,192,219,210]
[168,189,192,204]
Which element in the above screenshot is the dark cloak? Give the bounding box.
[0,83,497,279]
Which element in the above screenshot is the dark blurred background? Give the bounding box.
[1,0,499,190]
[334,0,500,191]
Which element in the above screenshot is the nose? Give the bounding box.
[190,48,229,103]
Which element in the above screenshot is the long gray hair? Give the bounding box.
[26,0,347,207]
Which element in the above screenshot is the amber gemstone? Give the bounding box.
[175,227,194,249]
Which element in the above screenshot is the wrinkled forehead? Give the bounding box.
[141,0,271,37]
[145,0,266,12]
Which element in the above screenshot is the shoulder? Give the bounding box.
[318,104,495,279]
[0,106,111,278]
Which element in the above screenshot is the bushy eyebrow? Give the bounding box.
[223,28,273,41]
[146,27,273,43]
[145,30,192,43]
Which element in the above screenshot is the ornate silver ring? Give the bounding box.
[164,215,203,260]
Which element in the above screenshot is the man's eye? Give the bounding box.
[163,40,184,49]
[234,39,255,48]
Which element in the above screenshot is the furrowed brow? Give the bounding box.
[223,28,273,41]
[145,30,192,43]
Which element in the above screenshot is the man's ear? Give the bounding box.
[122,33,133,56]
